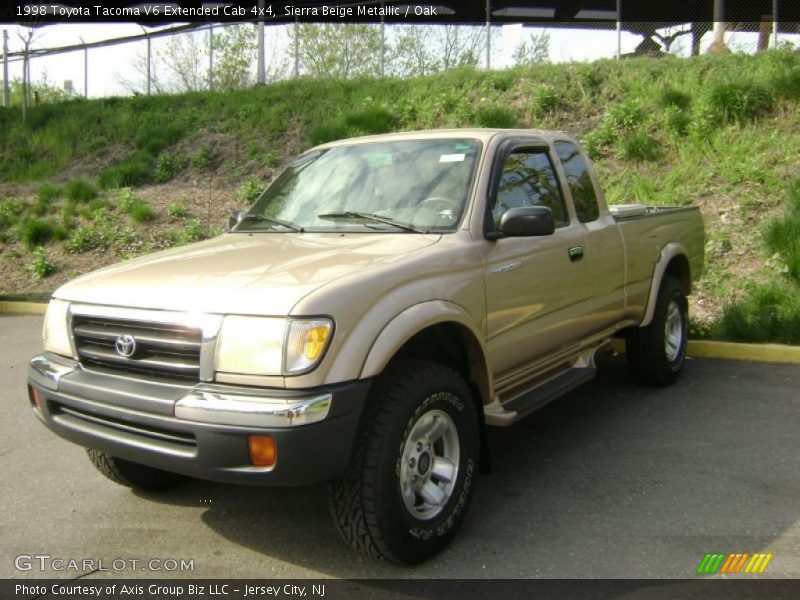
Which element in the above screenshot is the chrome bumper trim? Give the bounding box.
[30,355,76,388]
[174,391,332,428]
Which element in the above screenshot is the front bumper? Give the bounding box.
[28,353,371,486]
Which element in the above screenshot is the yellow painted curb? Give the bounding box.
[610,339,800,365]
[0,301,48,315]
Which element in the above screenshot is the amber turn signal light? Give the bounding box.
[28,385,42,411]
[248,435,277,468]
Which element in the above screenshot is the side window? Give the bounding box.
[554,141,600,223]
[489,148,568,231]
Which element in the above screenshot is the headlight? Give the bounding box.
[216,316,285,376]
[215,316,333,377]
[284,319,333,374]
[43,299,72,357]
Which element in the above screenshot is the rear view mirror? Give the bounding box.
[495,206,555,238]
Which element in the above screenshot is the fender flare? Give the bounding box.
[360,300,492,403]
[640,242,690,327]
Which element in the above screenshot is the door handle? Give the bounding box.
[568,245,584,262]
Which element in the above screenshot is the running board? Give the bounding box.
[483,367,597,427]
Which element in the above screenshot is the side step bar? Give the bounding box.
[484,367,596,427]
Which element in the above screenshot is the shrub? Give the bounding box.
[764,179,800,281]
[129,199,156,223]
[714,282,800,344]
[531,86,559,117]
[25,247,57,280]
[581,123,615,159]
[475,106,518,128]
[664,106,691,137]
[98,153,153,189]
[65,178,98,203]
[167,202,189,218]
[37,183,62,204]
[343,107,395,134]
[658,88,692,111]
[66,226,107,252]
[309,122,350,146]
[618,132,661,162]
[235,177,264,205]
[606,100,645,133]
[707,80,774,124]
[154,152,187,183]
[18,218,63,249]
[117,187,137,213]
[190,144,212,170]
[264,151,280,168]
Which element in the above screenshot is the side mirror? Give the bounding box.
[495,206,555,238]
[229,210,247,230]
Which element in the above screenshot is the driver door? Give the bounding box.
[481,143,597,379]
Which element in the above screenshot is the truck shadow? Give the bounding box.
[139,355,800,577]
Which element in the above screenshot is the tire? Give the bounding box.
[328,359,480,564]
[87,449,185,492]
[626,275,688,387]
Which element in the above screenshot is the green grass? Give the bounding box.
[2,50,800,343]
[714,282,800,344]
[65,178,98,203]
[764,178,800,281]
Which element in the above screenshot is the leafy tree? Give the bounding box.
[512,30,550,66]
[393,25,487,76]
[290,24,383,79]
[211,25,256,90]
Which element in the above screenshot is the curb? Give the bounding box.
[2,302,799,365]
[0,301,48,315]
[610,339,800,365]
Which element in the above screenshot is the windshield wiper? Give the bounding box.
[317,212,425,233]
[238,214,304,232]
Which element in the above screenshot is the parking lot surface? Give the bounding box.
[2,314,798,579]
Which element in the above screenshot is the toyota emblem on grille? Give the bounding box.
[115,334,137,358]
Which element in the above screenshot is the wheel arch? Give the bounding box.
[360,301,491,408]
[640,244,691,328]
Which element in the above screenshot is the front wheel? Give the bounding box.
[87,449,185,492]
[626,275,688,386]
[328,360,480,564]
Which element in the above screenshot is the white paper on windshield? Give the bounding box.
[439,153,466,163]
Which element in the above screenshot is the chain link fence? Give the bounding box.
[2,14,798,109]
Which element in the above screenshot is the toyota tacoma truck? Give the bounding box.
[28,129,704,564]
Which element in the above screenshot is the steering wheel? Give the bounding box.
[419,197,460,212]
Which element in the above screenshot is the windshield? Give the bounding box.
[235,138,481,233]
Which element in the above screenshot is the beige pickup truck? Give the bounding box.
[28,129,703,564]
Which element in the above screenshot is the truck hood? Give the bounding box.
[55,233,442,315]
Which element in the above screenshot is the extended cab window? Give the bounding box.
[489,148,567,231]
[554,141,600,223]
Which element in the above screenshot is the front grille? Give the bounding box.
[72,315,202,382]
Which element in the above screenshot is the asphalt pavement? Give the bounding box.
[2,314,799,579]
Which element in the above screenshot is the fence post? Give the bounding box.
[772,0,779,48]
[257,0,265,84]
[2,29,8,107]
[294,18,300,77]
[485,0,491,69]
[380,2,385,77]
[146,33,152,95]
[208,24,214,90]
[80,37,88,98]
[616,0,622,59]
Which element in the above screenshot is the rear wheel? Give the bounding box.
[328,360,480,564]
[626,275,688,386]
[87,449,185,492]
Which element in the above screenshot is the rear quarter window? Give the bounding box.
[554,141,600,223]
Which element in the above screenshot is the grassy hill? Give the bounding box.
[1,50,799,342]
